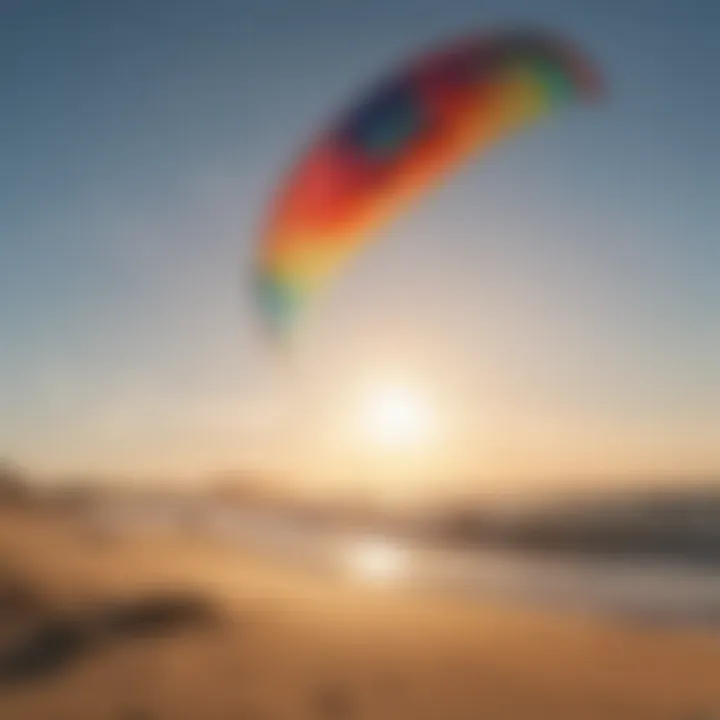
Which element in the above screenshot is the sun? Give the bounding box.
[360,382,436,448]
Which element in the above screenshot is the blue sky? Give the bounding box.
[0,0,717,484]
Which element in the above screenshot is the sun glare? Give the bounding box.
[360,382,436,448]
[346,538,406,582]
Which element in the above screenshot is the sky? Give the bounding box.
[0,0,718,492]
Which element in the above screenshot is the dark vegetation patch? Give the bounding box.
[0,591,220,685]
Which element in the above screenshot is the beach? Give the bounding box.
[1,506,719,720]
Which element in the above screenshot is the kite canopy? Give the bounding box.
[254,28,602,340]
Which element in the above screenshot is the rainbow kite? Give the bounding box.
[254,28,602,341]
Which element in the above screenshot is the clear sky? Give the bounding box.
[1,0,718,491]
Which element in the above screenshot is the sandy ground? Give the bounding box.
[0,507,719,719]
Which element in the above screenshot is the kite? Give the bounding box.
[254,28,602,341]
